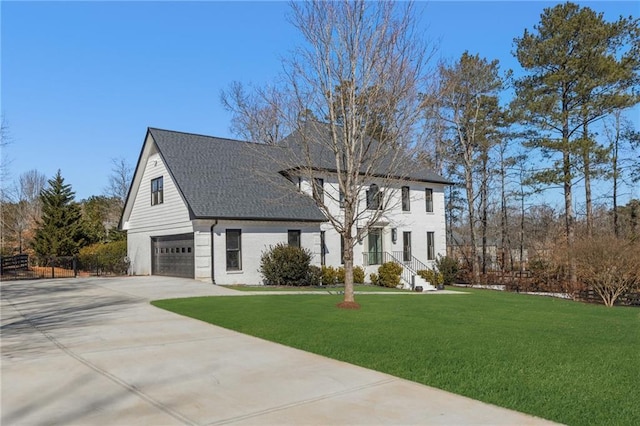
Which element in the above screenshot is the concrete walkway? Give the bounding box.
[1,276,559,425]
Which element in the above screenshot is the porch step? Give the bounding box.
[413,275,436,292]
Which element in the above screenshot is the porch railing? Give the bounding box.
[363,251,433,287]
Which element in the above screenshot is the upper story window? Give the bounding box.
[401,186,410,211]
[288,230,301,248]
[339,188,345,209]
[151,177,164,206]
[425,188,433,213]
[366,184,382,210]
[312,178,324,203]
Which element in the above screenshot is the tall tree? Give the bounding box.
[32,170,84,258]
[220,81,288,144]
[513,2,640,281]
[423,52,504,282]
[254,0,432,308]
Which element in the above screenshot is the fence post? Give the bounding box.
[51,256,55,279]
[73,256,78,278]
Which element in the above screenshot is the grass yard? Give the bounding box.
[225,284,409,292]
[152,288,640,425]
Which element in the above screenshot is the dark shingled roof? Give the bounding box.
[148,128,327,222]
[279,121,452,185]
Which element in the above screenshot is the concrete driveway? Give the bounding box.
[1,276,558,425]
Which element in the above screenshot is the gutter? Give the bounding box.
[210,220,218,285]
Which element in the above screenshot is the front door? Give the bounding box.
[368,229,383,265]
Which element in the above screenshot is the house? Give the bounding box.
[120,126,449,287]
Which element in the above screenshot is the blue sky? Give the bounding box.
[2,1,638,202]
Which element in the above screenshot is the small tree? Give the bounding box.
[32,170,85,258]
[572,235,640,307]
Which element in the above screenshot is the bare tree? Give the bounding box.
[572,235,640,307]
[240,1,434,308]
[1,169,46,254]
[423,52,504,283]
[105,157,133,208]
[220,82,289,144]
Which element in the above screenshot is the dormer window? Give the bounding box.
[151,177,164,205]
[366,184,382,210]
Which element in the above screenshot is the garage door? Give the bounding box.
[151,234,195,278]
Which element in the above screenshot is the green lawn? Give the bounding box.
[152,289,640,425]
[225,284,409,292]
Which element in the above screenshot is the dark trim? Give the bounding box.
[279,167,453,185]
[192,215,327,223]
[210,220,218,284]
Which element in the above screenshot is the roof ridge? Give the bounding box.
[148,127,282,148]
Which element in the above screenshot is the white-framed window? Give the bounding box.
[151,176,164,206]
[401,186,410,211]
[425,188,433,213]
[288,230,301,248]
[226,229,242,271]
[403,231,412,261]
[427,231,435,260]
[313,178,324,202]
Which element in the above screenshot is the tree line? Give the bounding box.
[220,1,639,305]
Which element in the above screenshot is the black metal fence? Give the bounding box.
[0,254,128,281]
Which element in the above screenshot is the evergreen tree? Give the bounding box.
[513,2,640,282]
[32,170,84,257]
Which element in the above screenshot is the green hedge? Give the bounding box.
[77,240,129,275]
[260,243,312,286]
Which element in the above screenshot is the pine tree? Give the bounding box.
[32,170,84,258]
[513,2,640,282]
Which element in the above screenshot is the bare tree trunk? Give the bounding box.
[463,149,479,283]
[582,121,593,237]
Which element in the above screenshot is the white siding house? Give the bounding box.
[121,127,449,287]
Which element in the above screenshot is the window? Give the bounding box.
[340,235,345,264]
[403,232,412,261]
[427,232,435,260]
[313,178,324,202]
[425,188,433,213]
[401,186,410,211]
[366,184,382,210]
[151,177,164,205]
[320,231,326,266]
[288,230,301,248]
[226,229,242,271]
[339,189,345,208]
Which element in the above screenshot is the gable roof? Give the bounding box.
[279,121,452,185]
[144,128,327,222]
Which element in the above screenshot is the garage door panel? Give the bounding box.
[152,234,195,278]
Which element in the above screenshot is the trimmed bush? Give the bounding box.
[77,240,129,275]
[336,266,345,283]
[259,243,312,286]
[370,273,379,286]
[353,266,365,284]
[321,266,338,285]
[435,255,460,285]
[307,265,322,286]
[377,262,403,288]
[417,269,444,285]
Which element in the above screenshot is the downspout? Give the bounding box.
[210,220,218,285]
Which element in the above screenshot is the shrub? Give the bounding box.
[377,262,403,288]
[417,269,444,285]
[336,266,345,283]
[435,255,460,285]
[321,266,338,285]
[571,235,640,307]
[353,266,365,284]
[370,273,379,286]
[307,265,322,286]
[259,243,312,286]
[78,240,129,275]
